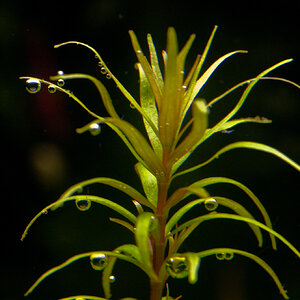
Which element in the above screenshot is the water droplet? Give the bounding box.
[75,198,91,211]
[225,252,234,260]
[25,78,41,94]
[98,61,103,67]
[88,123,101,136]
[166,256,188,278]
[48,85,56,93]
[109,275,116,283]
[90,253,108,271]
[57,78,65,87]
[100,67,107,74]
[216,252,225,260]
[204,198,218,211]
[216,252,234,260]
[106,73,112,79]
[57,70,64,76]
[129,103,136,109]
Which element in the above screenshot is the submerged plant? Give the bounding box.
[21,26,300,300]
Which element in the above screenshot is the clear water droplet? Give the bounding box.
[166,256,188,278]
[57,78,65,87]
[88,123,101,136]
[109,275,116,283]
[48,85,56,93]
[75,198,91,211]
[57,70,64,76]
[204,198,218,211]
[225,252,234,260]
[90,253,108,271]
[100,67,107,74]
[216,252,234,260]
[25,78,41,94]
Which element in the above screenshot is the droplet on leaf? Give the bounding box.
[25,78,41,94]
[100,67,107,74]
[109,275,116,283]
[57,78,65,87]
[106,73,112,79]
[166,256,188,279]
[216,252,225,260]
[75,198,91,211]
[48,85,56,93]
[88,123,101,136]
[90,253,108,271]
[204,198,218,211]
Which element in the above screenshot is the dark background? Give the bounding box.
[2,1,299,299]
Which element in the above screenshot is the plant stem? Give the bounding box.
[150,152,171,299]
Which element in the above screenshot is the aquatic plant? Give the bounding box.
[21,26,300,300]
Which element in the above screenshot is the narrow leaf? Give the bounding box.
[135,162,158,207]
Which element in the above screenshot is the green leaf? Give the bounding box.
[59,296,108,300]
[58,177,153,209]
[166,195,263,248]
[103,244,141,298]
[170,99,208,173]
[21,195,137,241]
[24,250,149,297]
[206,59,293,139]
[50,73,119,118]
[136,63,163,158]
[159,27,179,151]
[147,33,164,91]
[184,252,201,284]
[129,30,163,109]
[195,248,289,299]
[135,212,158,279]
[175,141,300,177]
[188,176,276,249]
[135,162,158,207]
[172,213,300,258]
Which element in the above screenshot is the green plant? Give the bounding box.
[21,26,300,300]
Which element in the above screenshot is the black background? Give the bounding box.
[2,1,299,299]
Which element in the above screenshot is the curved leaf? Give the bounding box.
[21,195,137,241]
[24,250,148,296]
[188,176,276,249]
[57,177,152,209]
[172,213,300,258]
[195,248,289,299]
[175,141,300,177]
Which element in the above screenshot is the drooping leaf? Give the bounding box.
[188,176,276,249]
[172,213,300,258]
[195,248,289,299]
[175,141,300,177]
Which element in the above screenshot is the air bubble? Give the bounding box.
[75,198,91,211]
[204,198,218,211]
[216,252,234,260]
[25,78,41,94]
[90,253,108,271]
[98,61,103,67]
[106,73,112,79]
[100,67,107,74]
[48,85,56,93]
[166,256,188,279]
[57,78,65,87]
[57,70,64,76]
[88,123,101,136]
[109,275,116,283]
